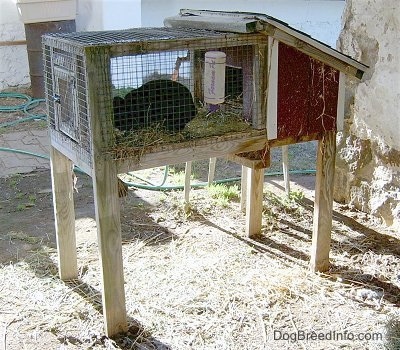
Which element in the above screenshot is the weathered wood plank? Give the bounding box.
[184,161,192,203]
[208,158,217,185]
[50,146,78,281]
[240,166,248,212]
[336,72,346,131]
[281,145,290,196]
[226,147,270,170]
[261,20,367,74]
[92,159,127,335]
[164,15,261,33]
[253,43,268,129]
[109,33,265,58]
[245,167,264,237]
[266,36,279,140]
[262,25,363,79]
[268,132,321,148]
[115,132,267,173]
[86,47,128,336]
[0,40,26,47]
[310,131,336,272]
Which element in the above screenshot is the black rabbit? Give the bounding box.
[113,79,196,132]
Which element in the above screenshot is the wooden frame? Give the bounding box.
[47,10,367,337]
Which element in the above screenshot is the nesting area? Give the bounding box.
[43,27,266,168]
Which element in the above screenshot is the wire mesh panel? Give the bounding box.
[43,27,266,167]
[43,41,91,170]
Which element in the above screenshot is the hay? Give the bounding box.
[111,100,252,160]
[184,102,252,138]
[0,168,398,349]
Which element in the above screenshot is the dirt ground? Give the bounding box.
[1,159,400,350]
[0,91,400,349]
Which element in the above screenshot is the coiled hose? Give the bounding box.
[0,92,46,127]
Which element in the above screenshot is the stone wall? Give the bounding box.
[335,0,400,227]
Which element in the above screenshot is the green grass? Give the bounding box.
[207,183,240,208]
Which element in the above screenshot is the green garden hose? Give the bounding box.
[0,92,46,128]
[0,92,316,191]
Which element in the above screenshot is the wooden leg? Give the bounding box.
[245,167,264,237]
[50,146,77,281]
[207,157,217,186]
[310,131,336,272]
[282,145,290,196]
[92,159,127,336]
[240,165,248,212]
[184,161,192,203]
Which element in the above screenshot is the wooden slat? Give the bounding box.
[310,131,336,272]
[109,33,265,58]
[262,25,363,78]
[240,165,248,212]
[268,132,321,148]
[252,43,268,129]
[50,146,78,280]
[336,72,346,131]
[164,15,261,33]
[262,18,367,73]
[184,161,192,203]
[208,158,217,185]
[266,36,278,140]
[0,40,26,47]
[226,148,270,170]
[281,145,290,196]
[91,158,127,335]
[115,132,267,173]
[245,167,264,237]
[86,47,128,336]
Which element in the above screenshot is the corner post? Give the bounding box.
[50,146,78,280]
[310,131,336,272]
[86,47,128,336]
[245,167,264,237]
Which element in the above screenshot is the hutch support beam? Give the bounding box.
[50,146,78,281]
[92,158,128,335]
[310,131,336,272]
[245,167,264,237]
[87,48,128,335]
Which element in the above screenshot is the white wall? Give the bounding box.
[0,0,344,91]
[0,0,142,91]
[76,0,141,31]
[142,0,346,47]
[0,0,30,89]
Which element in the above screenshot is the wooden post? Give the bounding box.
[310,131,336,272]
[240,165,248,212]
[92,159,127,335]
[50,146,78,280]
[245,167,264,237]
[282,145,290,196]
[184,161,192,203]
[207,157,217,186]
[86,47,127,336]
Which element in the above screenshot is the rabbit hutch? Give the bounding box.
[43,10,367,336]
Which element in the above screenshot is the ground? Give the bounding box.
[1,159,400,350]
[0,91,399,349]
